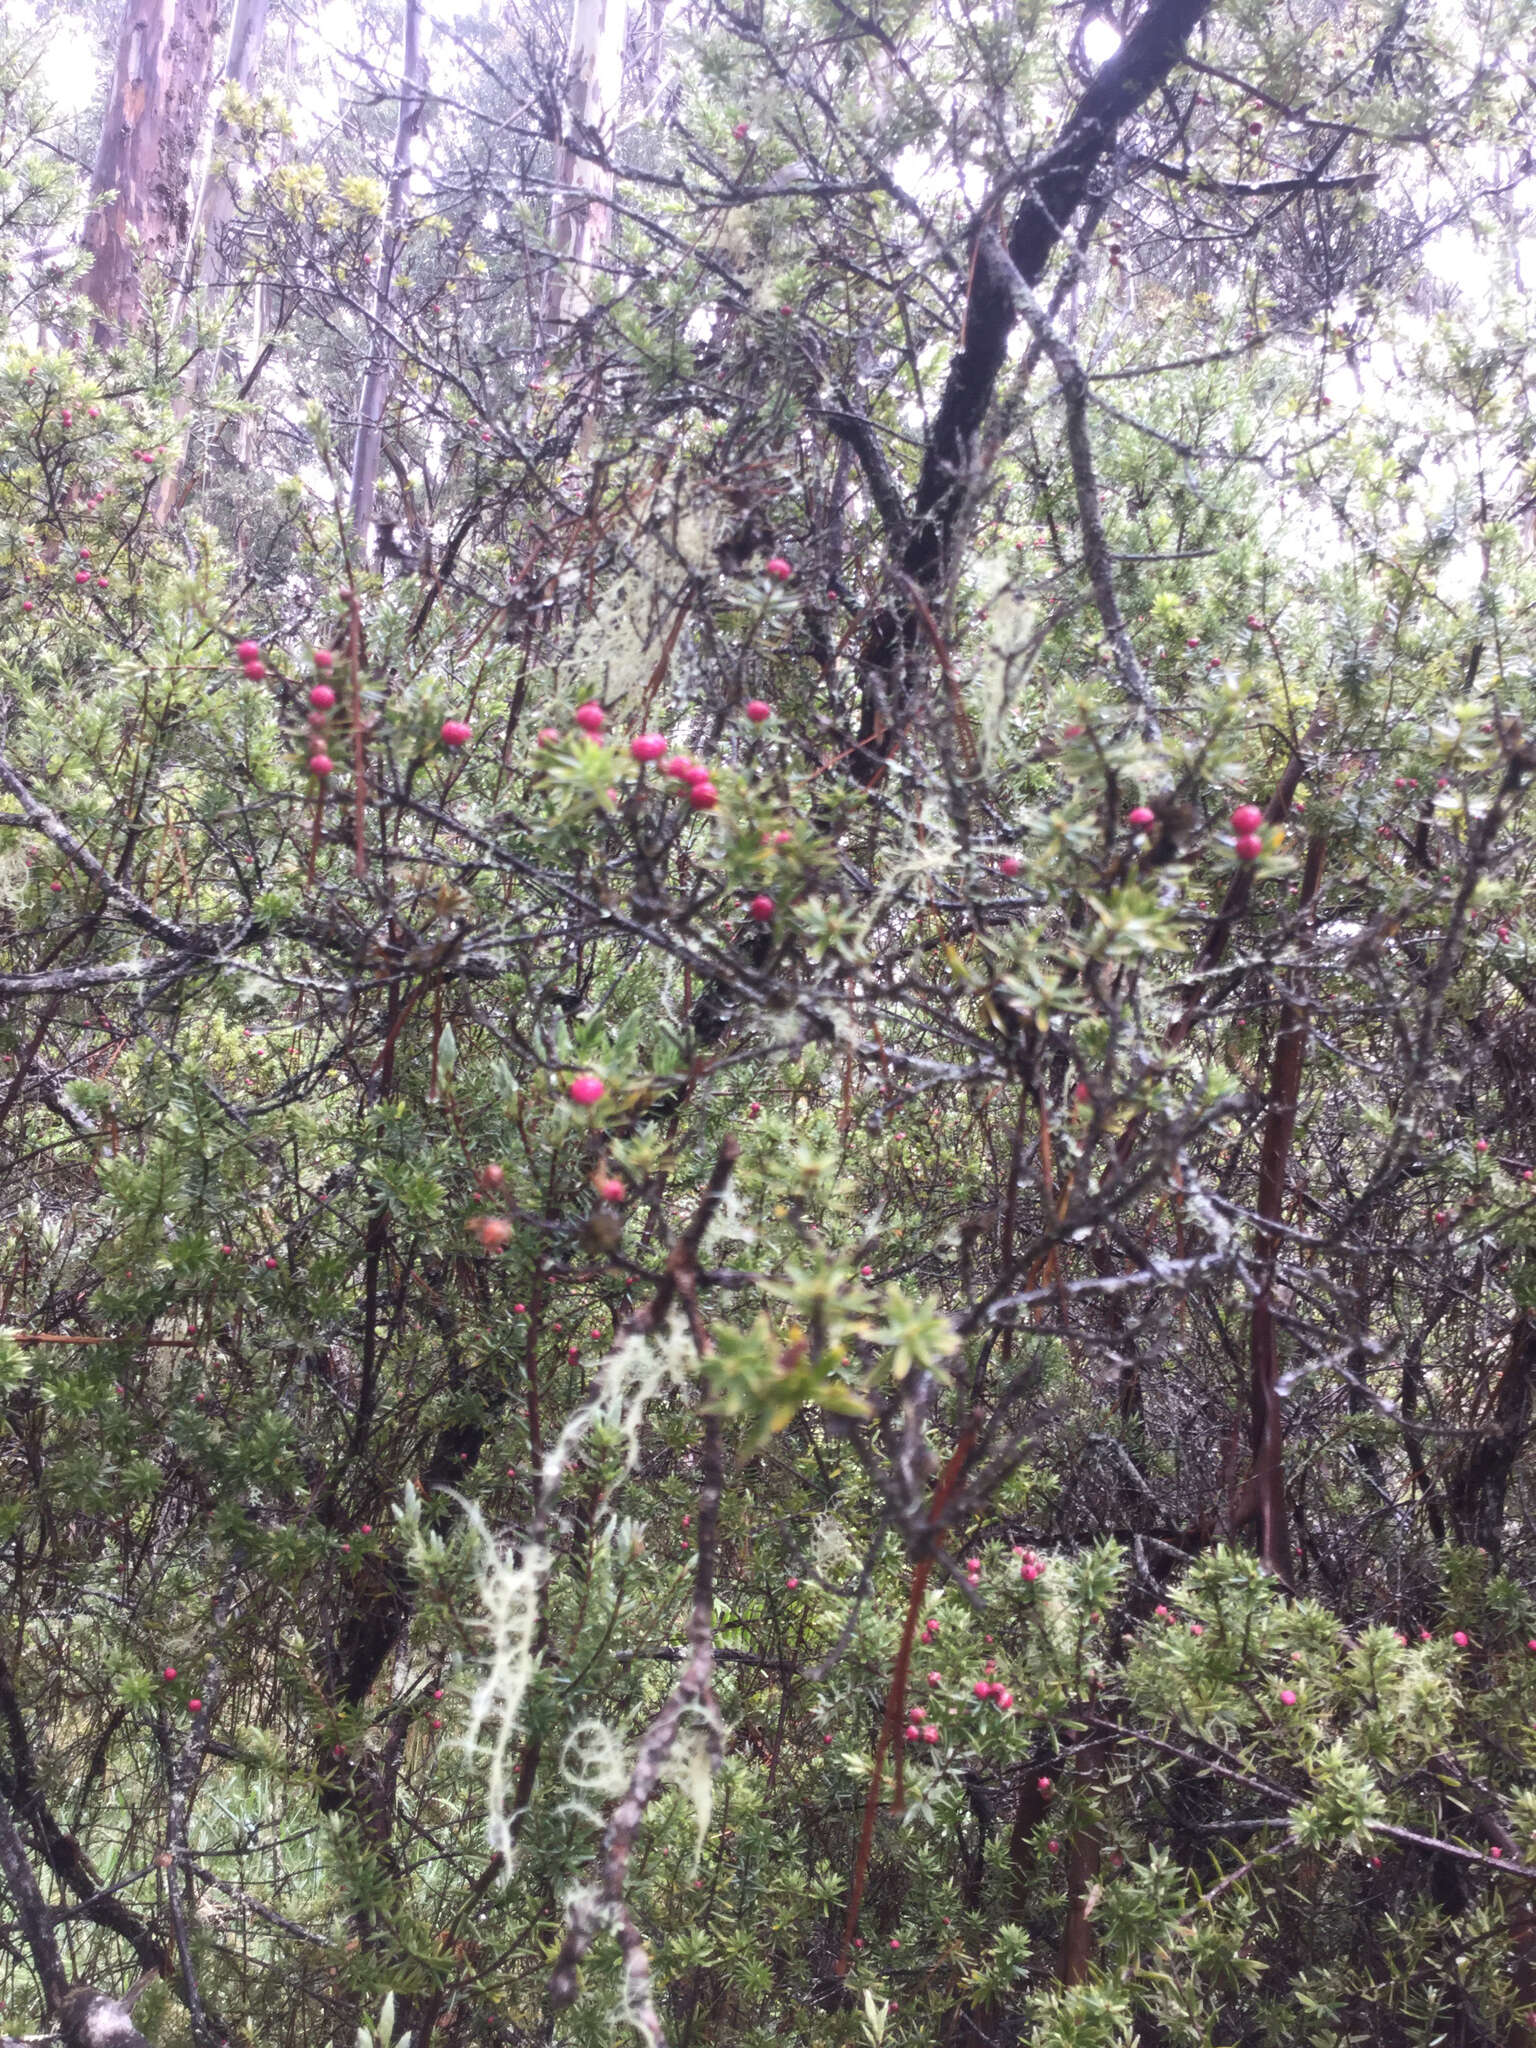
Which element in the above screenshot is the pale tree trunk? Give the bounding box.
[153,0,271,522]
[542,0,627,333]
[345,0,428,549]
[82,0,222,348]
[177,0,271,309]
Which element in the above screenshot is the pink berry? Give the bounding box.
[264,1256,277,1268]
[596,1176,625,1204]
[441,720,472,748]
[188,1698,202,1713]
[1061,722,1084,739]
[748,894,774,922]
[163,1667,177,1681]
[1128,805,1155,828]
[235,640,260,661]
[923,1725,939,1744]
[689,780,719,810]
[764,556,792,581]
[537,726,561,745]
[995,1689,1013,1709]
[1230,803,1264,833]
[243,660,266,680]
[75,568,89,583]
[569,1073,605,1105]
[308,753,333,777]
[903,1725,919,1743]
[1234,832,1263,862]
[1453,1630,1469,1648]
[314,649,334,670]
[973,1680,992,1699]
[574,701,606,734]
[309,683,335,710]
[1190,1622,1204,1636]
[744,699,773,723]
[630,732,667,762]
[785,1576,799,1589]
[1279,1688,1297,1706]
[1047,1838,1059,1854]
[732,121,749,139]
[926,1670,940,1686]
[1492,1845,1503,1858]
[1037,1776,1052,1795]
[999,855,1021,877]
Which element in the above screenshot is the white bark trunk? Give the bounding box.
[543,0,627,331]
[345,0,427,547]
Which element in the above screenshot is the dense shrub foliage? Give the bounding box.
[5,2,1536,2044]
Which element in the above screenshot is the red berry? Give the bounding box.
[188,1698,202,1713]
[537,726,560,745]
[309,683,335,710]
[163,1667,177,1681]
[1230,803,1264,833]
[764,556,792,581]
[748,894,774,922]
[630,732,667,762]
[480,1163,505,1189]
[1234,832,1262,861]
[313,649,334,669]
[785,1575,799,1589]
[732,121,748,139]
[235,640,260,661]
[243,660,266,680]
[441,719,472,748]
[1279,1688,1298,1706]
[308,753,333,777]
[1127,805,1155,828]
[569,1073,605,1105]
[744,699,773,723]
[1061,722,1085,739]
[999,855,1021,876]
[689,780,719,810]
[1452,1630,1469,1647]
[596,1176,625,1204]
[574,701,605,734]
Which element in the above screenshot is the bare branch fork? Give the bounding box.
[979,226,1159,738]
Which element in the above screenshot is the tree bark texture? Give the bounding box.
[82,0,222,347]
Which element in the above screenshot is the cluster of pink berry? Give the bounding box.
[903,1700,941,1744]
[972,1676,1014,1709]
[1015,1545,1041,1582]
[305,649,337,776]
